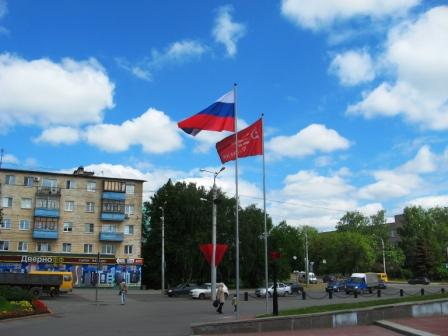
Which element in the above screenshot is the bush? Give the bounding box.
[0,286,32,301]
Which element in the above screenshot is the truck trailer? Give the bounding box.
[0,272,63,298]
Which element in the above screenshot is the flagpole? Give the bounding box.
[233,83,240,319]
[261,114,269,313]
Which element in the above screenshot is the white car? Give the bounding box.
[255,282,291,297]
[190,283,229,300]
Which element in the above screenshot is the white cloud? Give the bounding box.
[348,6,448,130]
[266,124,350,159]
[213,5,246,57]
[357,203,384,216]
[34,127,81,145]
[84,108,183,154]
[399,145,436,174]
[405,195,448,209]
[329,49,375,86]
[118,40,207,81]
[0,54,114,133]
[281,0,420,31]
[3,153,18,164]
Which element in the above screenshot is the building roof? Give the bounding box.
[0,167,146,183]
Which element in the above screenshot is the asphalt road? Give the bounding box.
[0,283,445,336]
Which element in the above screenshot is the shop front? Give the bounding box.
[0,253,143,288]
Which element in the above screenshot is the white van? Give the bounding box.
[298,271,318,284]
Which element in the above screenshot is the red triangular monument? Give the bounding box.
[199,244,228,267]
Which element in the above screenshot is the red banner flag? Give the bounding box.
[199,244,228,267]
[216,118,263,163]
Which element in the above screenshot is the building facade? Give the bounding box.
[0,167,145,288]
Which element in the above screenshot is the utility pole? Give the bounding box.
[304,229,309,286]
[200,167,225,301]
[380,237,386,274]
[159,206,165,294]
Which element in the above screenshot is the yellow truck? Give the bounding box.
[29,271,73,294]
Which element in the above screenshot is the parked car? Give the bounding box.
[189,283,229,300]
[322,274,337,283]
[167,283,199,297]
[287,282,304,294]
[255,282,291,297]
[325,280,346,292]
[408,277,430,285]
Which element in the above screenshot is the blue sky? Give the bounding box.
[1,0,448,231]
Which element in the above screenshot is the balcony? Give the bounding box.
[99,232,124,242]
[101,212,125,221]
[102,191,126,201]
[36,186,61,196]
[33,229,58,239]
[34,208,60,218]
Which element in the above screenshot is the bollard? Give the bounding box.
[354,291,358,299]
[377,289,381,298]
[329,290,333,299]
[400,289,404,297]
[302,291,306,300]
[421,288,425,296]
[442,288,445,294]
[244,292,248,301]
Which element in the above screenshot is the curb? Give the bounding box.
[375,320,438,336]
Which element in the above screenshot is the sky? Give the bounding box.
[1,0,448,231]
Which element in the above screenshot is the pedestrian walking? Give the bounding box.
[119,279,128,305]
[231,294,237,312]
[216,282,226,314]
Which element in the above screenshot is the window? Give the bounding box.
[21,198,32,209]
[5,175,15,185]
[19,219,30,230]
[390,230,397,238]
[102,200,124,213]
[87,181,96,192]
[18,241,28,252]
[42,178,57,188]
[84,244,93,253]
[63,222,73,232]
[124,225,134,235]
[37,242,51,252]
[2,197,12,208]
[125,204,134,216]
[101,244,116,255]
[1,219,11,229]
[66,180,75,189]
[24,176,34,187]
[104,180,125,192]
[101,224,117,233]
[34,217,57,231]
[126,184,135,195]
[64,200,75,211]
[84,223,94,233]
[36,198,59,209]
[0,241,9,251]
[124,245,133,254]
[85,202,95,213]
[62,243,72,253]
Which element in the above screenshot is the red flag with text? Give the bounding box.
[216,119,263,163]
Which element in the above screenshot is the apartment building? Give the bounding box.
[0,167,145,288]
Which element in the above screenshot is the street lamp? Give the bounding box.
[200,166,225,300]
[380,237,386,274]
[159,206,165,295]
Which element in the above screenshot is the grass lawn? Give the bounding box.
[258,292,448,318]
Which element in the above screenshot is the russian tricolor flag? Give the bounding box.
[178,91,235,136]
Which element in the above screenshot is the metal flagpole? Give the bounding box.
[261,115,269,313]
[233,83,240,319]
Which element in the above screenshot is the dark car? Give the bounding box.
[288,282,304,294]
[325,280,346,292]
[167,283,199,297]
[322,275,337,283]
[408,277,430,285]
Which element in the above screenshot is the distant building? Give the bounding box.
[0,167,145,287]
[387,214,405,247]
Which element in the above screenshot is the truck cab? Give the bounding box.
[30,271,73,293]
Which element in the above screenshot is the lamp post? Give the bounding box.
[159,206,165,295]
[380,237,386,274]
[304,229,309,286]
[200,167,225,301]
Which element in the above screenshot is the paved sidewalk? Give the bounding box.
[391,316,448,335]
